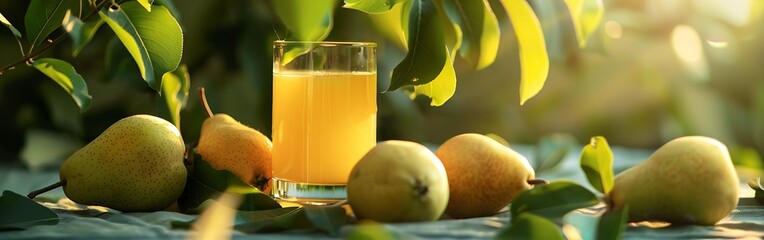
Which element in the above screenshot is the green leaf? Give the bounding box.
[346,223,398,240]
[389,0,447,92]
[563,0,604,48]
[99,4,154,88]
[178,152,281,213]
[170,220,193,229]
[153,0,180,19]
[172,200,295,230]
[440,0,499,70]
[271,0,336,65]
[137,0,153,12]
[410,47,456,106]
[99,2,183,90]
[344,0,407,13]
[25,0,79,51]
[581,17,608,54]
[234,205,346,236]
[31,58,92,112]
[103,36,140,81]
[346,222,423,240]
[368,0,410,50]
[434,0,462,53]
[510,180,599,220]
[234,207,306,232]
[272,0,336,41]
[401,0,413,44]
[580,1,604,46]
[579,136,615,194]
[0,12,22,38]
[499,0,549,105]
[39,82,84,135]
[534,133,578,172]
[236,211,305,232]
[597,206,628,240]
[747,178,764,205]
[527,0,578,60]
[62,10,104,57]
[156,65,190,129]
[235,192,282,212]
[494,213,563,240]
[170,207,302,229]
[237,207,301,222]
[0,190,59,231]
[303,205,347,237]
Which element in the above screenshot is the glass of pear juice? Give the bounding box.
[271,41,377,205]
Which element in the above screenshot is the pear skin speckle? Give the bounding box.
[59,115,187,212]
[608,136,739,225]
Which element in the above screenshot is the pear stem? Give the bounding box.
[28,180,66,199]
[527,178,549,185]
[198,87,214,117]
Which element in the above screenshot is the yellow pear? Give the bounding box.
[435,133,536,218]
[347,140,449,222]
[196,88,272,192]
[608,136,739,225]
[29,114,187,212]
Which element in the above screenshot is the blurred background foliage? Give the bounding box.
[1,0,763,172]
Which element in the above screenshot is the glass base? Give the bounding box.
[271,178,347,205]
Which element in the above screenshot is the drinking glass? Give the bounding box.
[272,41,377,204]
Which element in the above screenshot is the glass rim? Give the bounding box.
[273,40,376,47]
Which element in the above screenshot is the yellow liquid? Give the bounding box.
[272,71,376,184]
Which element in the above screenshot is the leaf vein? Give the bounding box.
[400,0,424,82]
[31,0,66,49]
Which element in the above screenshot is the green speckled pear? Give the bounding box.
[56,115,186,212]
[608,136,739,225]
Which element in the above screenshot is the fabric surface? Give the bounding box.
[1,145,762,239]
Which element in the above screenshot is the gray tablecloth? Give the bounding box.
[1,145,761,239]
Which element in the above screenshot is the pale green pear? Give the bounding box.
[348,140,449,222]
[58,114,187,212]
[608,136,739,225]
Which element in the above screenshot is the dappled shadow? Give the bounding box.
[624,220,764,239]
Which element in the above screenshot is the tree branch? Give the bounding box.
[0,0,112,75]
